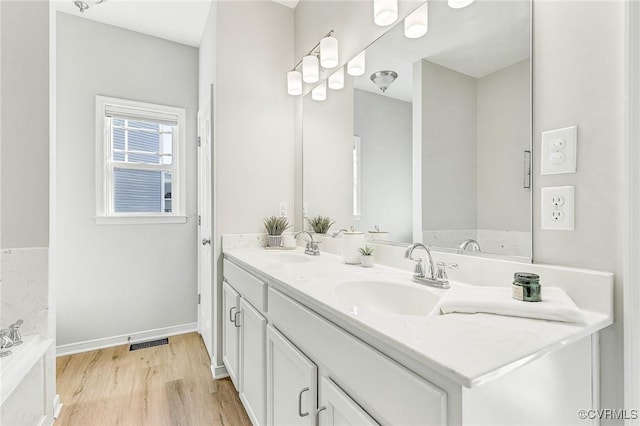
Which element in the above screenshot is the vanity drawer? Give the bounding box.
[268,287,447,426]
[223,259,267,312]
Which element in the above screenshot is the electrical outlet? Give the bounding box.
[279,202,288,218]
[541,186,574,231]
[550,195,564,207]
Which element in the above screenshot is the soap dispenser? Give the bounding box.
[342,229,365,264]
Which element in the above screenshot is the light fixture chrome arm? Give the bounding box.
[290,30,335,71]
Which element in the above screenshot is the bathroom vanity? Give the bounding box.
[221,240,612,426]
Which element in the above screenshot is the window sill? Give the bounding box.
[95,215,188,225]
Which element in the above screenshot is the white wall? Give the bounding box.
[0,0,55,421]
[55,13,199,346]
[198,0,294,371]
[354,89,412,242]
[420,60,478,232]
[1,2,50,250]
[533,1,625,415]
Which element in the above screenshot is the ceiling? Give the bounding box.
[52,0,213,47]
[353,0,530,102]
[52,0,299,47]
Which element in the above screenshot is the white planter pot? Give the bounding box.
[267,235,282,248]
[361,255,374,268]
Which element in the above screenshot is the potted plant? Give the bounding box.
[358,245,375,267]
[264,216,290,248]
[307,215,335,234]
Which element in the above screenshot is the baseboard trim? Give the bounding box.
[53,394,63,419]
[56,323,198,356]
[211,363,229,380]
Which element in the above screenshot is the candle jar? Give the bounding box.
[512,272,541,302]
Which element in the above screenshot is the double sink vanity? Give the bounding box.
[221,235,613,426]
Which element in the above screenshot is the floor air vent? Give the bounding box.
[129,338,169,351]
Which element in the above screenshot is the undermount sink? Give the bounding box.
[335,281,441,316]
[264,252,310,263]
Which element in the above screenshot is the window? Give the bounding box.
[95,96,187,224]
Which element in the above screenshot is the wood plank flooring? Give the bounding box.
[56,332,251,426]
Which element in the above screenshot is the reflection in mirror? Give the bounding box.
[302,0,531,260]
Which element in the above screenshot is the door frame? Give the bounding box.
[624,0,640,416]
[197,84,219,373]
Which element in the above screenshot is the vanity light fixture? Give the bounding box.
[328,67,345,90]
[347,51,366,76]
[302,55,319,83]
[287,30,336,96]
[448,0,474,9]
[287,71,303,96]
[320,36,339,69]
[73,0,106,13]
[370,70,398,93]
[404,3,429,39]
[312,80,327,101]
[373,0,398,26]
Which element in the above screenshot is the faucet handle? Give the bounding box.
[413,258,425,278]
[435,262,458,283]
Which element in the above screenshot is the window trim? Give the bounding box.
[95,95,187,224]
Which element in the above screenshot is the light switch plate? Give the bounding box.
[279,202,288,218]
[541,186,575,231]
[541,125,577,175]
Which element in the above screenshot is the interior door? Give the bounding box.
[197,90,213,358]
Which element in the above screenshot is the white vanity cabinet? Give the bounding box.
[222,259,268,426]
[267,286,448,426]
[239,298,267,426]
[318,377,379,426]
[266,325,317,426]
[222,281,240,388]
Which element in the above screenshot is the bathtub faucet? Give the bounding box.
[0,329,13,358]
[8,319,23,345]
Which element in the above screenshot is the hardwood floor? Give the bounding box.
[56,333,250,426]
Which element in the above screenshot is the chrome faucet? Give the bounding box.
[459,239,481,253]
[331,229,348,238]
[8,320,23,345]
[404,243,457,289]
[295,231,320,256]
[0,329,13,357]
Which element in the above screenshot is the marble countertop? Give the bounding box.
[223,247,613,388]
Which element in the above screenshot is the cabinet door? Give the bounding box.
[318,377,379,426]
[240,298,267,426]
[222,281,240,389]
[266,325,317,426]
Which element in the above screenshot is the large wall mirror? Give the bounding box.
[302,0,532,260]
